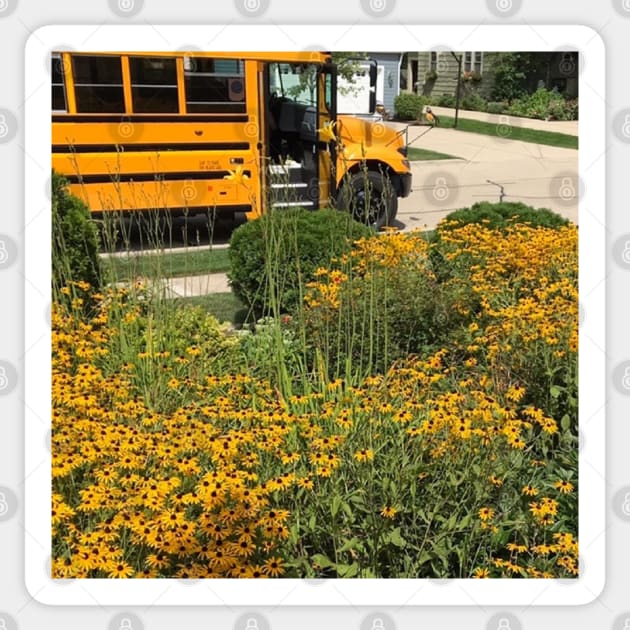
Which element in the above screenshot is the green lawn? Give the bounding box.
[102,247,231,282]
[435,116,578,149]
[407,146,459,161]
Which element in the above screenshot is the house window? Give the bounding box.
[73,55,125,113]
[129,56,179,113]
[464,52,483,75]
[184,57,246,113]
[51,54,67,112]
[430,52,438,73]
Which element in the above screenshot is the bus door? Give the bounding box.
[265,62,332,210]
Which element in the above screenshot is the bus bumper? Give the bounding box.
[396,172,412,199]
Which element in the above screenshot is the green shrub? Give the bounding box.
[52,170,102,300]
[507,88,578,121]
[394,93,429,120]
[486,101,508,114]
[437,201,570,233]
[461,93,487,112]
[228,208,374,316]
[436,94,456,108]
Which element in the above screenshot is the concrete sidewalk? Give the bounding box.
[419,106,578,136]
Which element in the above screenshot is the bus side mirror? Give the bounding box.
[369,61,377,114]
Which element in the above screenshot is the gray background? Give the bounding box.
[0,0,627,628]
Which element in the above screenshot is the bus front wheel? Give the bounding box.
[336,170,398,230]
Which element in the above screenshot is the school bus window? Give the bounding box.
[72,55,125,113]
[51,55,67,112]
[183,57,246,113]
[129,56,179,113]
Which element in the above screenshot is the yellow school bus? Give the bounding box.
[51,51,411,228]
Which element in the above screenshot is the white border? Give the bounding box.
[25,24,605,606]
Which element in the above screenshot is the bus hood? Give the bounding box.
[336,115,407,157]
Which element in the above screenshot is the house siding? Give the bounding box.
[406,52,499,100]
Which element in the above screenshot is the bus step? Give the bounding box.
[271,201,315,208]
[270,182,308,189]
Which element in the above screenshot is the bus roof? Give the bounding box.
[53,51,332,64]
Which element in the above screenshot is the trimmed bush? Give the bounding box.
[228,208,374,316]
[436,94,456,108]
[394,93,429,120]
[461,93,487,112]
[486,101,508,114]
[52,170,102,299]
[437,201,570,233]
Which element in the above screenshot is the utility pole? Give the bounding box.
[450,52,462,129]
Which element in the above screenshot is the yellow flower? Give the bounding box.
[554,480,574,494]
[353,448,374,462]
[473,567,490,578]
[380,505,397,519]
[318,121,337,143]
[522,484,539,496]
[224,165,250,186]
[478,507,495,522]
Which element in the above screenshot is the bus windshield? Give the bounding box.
[269,63,318,106]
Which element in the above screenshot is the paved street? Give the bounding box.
[394,123,579,232]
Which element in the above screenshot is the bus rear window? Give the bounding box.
[129,57,179,113]
[72,55,125,113]
[184,57,246,113]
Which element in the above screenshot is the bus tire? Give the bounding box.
[336,170,398,229]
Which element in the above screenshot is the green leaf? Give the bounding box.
[388,527,407,548]
[338,537,361,553]
[550,385,562,399]
[331,495,342,519]
[560,414,572,431]
[337,562,360,578]
[311,553,333,569]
